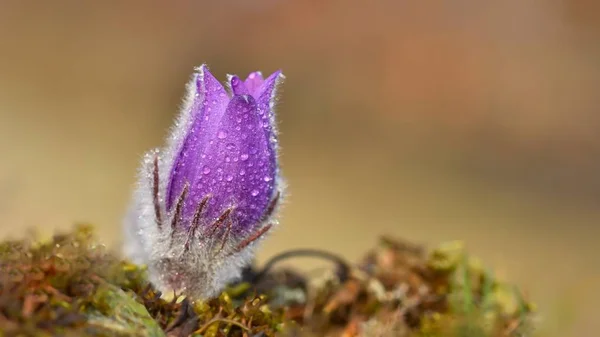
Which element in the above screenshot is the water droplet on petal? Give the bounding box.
[240,154,249,161]
[202,166,211,174]
[226,174,234,182]
[218,130,228,139]
[251,189,259,197]
[239,169,246,176]
[226,143,236,150]
[264,176,273,182]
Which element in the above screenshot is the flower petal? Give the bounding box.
[230,75,249,96]
[255,70,284,142]
[244,71,264,98]
[182,94,277,232]
[165,65,230,214]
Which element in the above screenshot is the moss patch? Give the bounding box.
[0,225,535,336]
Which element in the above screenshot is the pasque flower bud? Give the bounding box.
[123,65,285,299]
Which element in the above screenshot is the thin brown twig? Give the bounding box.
[196,318,251,334]
[170,183,189,231]
[207,208,233,238]
[261,191,280,221]
[184,195,210,252]
[152,153,163,227]
[219,218,233,252]
[233,224,272,254]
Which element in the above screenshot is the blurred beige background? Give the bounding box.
[1,1,599,335]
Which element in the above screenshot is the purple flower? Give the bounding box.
[123,65,285,299]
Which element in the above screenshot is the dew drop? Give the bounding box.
[239,169,246,176]
[217,130,228,139]
[251,189,259,197]
[226,143,236,150]
[240,154,249,161]
[226,174,234,182]
[202,166,211,174]
[264,176,273,182]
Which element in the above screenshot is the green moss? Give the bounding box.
[0,226,535,336]
[85,283,163,337]
[0,225,283,336]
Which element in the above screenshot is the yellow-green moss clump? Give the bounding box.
[0,225,282,336]
[0,225,534,336]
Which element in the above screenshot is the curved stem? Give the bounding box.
[251,248,351,284]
